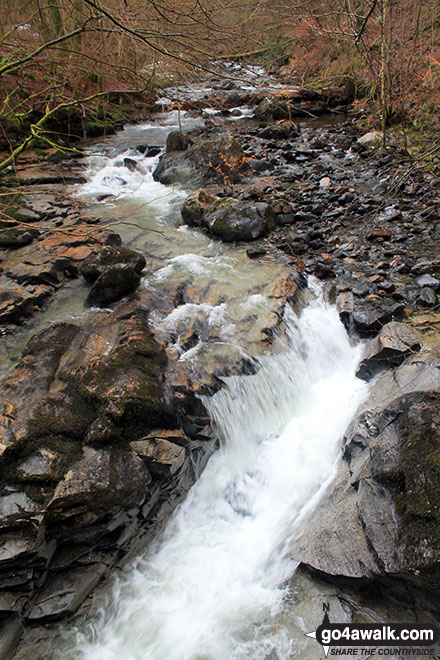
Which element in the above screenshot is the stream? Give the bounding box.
[31,104,369,658]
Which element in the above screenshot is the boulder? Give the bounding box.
[0,227,39,248]
[293,349,440,579]
[351,301,405,337]
[153,134,249,186]
[166,130,188,152]
[123,157,138,172]
[46,447,151,531]
[181,188,219,227]
[203,200,275,242]
[27,563,107,621]
[259,122,298,140]
[356,322,421,381]
[130,432,186,478]
[80,245,146,283]
[0,280,53,325]
[85,264,141,306]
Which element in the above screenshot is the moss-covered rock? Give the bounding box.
[181,188,219,227]
[81,245,146,283]
[153,133,249,186]
[204,200,275,242]
[85,263,141,306]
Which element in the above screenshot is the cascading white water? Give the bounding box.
[63,298,367,660]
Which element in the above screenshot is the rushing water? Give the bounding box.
[36,105,369,659]
[57,300,366,660]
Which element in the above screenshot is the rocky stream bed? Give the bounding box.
[1,64,440,658]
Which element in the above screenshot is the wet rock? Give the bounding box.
[8,207,42,224]
[181,188,219,227]
[294,350,440,578]
[166,130,188,152]
[356,321,421,381]
[203,200,275,242]
[314,261,336,280]
[81,245,146,283]
[85,264,141,306]
[123,157,138,172]
[17,449,61,480]
[0,280,53,325]
[411,258,440,275]
[102,175,127,187]
[0,492,41,522]
[351,301,405,337]
[336,290,354,328]
[366,229,392,241]
[2,222,107,291]
[259,122,298,140]
[246,247,267,259]
[418,287,438,307]
[153,134,248,185]
[0,227,39,248]
[0,616,22,660]
[249,159,275,172]
[27,563,107,621]
[416,274,439,290]
[276,213,296,226]
[46,447,151,532]
[146,146,162,157]
[130,433,186,478]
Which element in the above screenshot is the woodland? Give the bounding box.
[0,0,440,172]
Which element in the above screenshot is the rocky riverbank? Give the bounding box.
[1,67,440,658]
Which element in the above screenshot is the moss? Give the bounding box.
[392,394,440,562]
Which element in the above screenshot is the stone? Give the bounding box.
[416,274,439,290]
[102,175,127,187]
[351,301,405,337]
[270,198,294,215]
[85,264,141,306]
[123,157,138,172]
[146,146,162,157]
[17,449,60,480]
[314,261,336,280]
[0,279,53,325]
[181,188,219,227]
[336,290,354,328]
[357,131,382,146]
[203,200,275,242]
[293,351,440,579]
[80,245,146,283]
[0,616,22,660]
[411,259,440,275]
[166,130,188,152]
[276,213,296,226]
[246,247,267,259]
[0,493,41,523]
[356,321,421,381]
[46,447,151,527]
[418,287,438,307]
[153,134,248,186]
[130,435,186,478]
[27,564,107,621]
[259,123,298,139]
[0,227,39,248]
[366,229,392,241]
[319,176,331,189]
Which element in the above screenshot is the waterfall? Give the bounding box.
[64,298,367,660]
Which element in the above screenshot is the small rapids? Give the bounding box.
[61,299,367,660]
